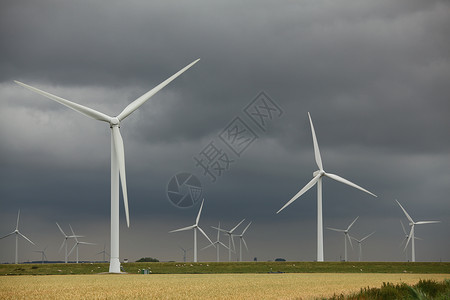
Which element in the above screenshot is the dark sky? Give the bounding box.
[1,0,449,263]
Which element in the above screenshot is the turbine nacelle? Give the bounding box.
[110,117,120,126]
[313,170,325,177]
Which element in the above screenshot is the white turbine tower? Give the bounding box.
[68,225,95,263]
[169,199,214,262]
[212,219,245,262]
[56,222,82,263]
[15,59,199,273]
[350,231,375,262]
[232,221,252,262]
[327,216,359,262]
[277,112,377,262]
[201,222,229,262]
[0,210,35,264]
[395,200,440,262]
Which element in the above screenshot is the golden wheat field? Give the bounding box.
[0,273,448,300]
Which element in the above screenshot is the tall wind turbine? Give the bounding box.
[15,59,199,272]
[395,200,440,262]
[34,246,48,264]
[169,199,214,262]
[212,219,245,261]
[68,225,95,263]
[0,210,35,264]
[56,222,82,263]
[232,221,252,262]
[201,222,229,262]
[399,220,422,261]
[277,112,377,262]
[350,231,375,262]
[327,216,359,262]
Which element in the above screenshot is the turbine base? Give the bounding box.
[109,258,121,273]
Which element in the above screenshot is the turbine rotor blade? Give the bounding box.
[218,241,229,250]
[347,234,354,250]
[360,231,375,242]
[58,239,66,253]
[112,126,130,227]
[347,216,359,231]
[230,234,236,251]
[169,224,196,233]
[69,224,78,242]
[395,200,414,223]
[327,227,345,232]
[211,226,228,233]
[196,199,204,226]
[404,226,414,252]
[308,112,323,171]
[14,81,112,123]
[18,232,35,245]
[242,237,249,251]
[117,59,200,121]
[68,243,77,257]
[277,174,321,214]
[242,222,252,235]
[56,222,66,237]
[325,173,377,197]
[230,219,245,233]
[201,242,216,251]
[0,232,16,239]
[16,210,20,231]
[79,242,96,245]
[198,226,215,246]
[400,220,407,235]
[415,221,440,225]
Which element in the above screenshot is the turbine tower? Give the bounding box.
[202,222,229,262]
[56,222,82,263]
[68,225,95,263]
[0,210,35,264]
[169,199,214,262]
[232,221,252,262]
[277,112,377,262]
[15,59,199,272]
[327,216,359,262]
[350,231,375,262]
[396,200,440,262]
[212,219,245,262]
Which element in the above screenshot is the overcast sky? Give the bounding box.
[1,0,449,264]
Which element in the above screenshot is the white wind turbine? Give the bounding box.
[350,231,375,262]
[232,221,252,262]
[327,216,359,262]
[395,199,440,262]
[399,220,422,261]
[68,225,95,263]
[169,199,214,262]
[212,219,245,262]
[201,222,229,262]
[277,112,377,262]
[179,246,191,263]
[96,244,110,262]
[56,222,82,263]
[34,246,48,264]
[15,59,199,272]
[0,210,35,264]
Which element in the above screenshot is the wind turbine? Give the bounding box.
[399,220,422,261]
[56,222,82,263]
[68,225,95,263]
[0,210,35,264]
[34,246,48,264]
[212,219,245,261]
[15,59,199,273]
[277,112,377,262]
[169,199,214,262]
[395,199,440,262]
[179,246,191,262]
[327,216,359,262]
[201,222,229,262]
[350,231,375,262]
[232,221,252,262]
[96,244,110,262]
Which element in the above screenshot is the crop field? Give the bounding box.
[0,273,448,299]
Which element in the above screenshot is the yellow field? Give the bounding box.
[0,273,448,300]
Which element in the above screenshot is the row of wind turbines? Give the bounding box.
[6,59,441,271]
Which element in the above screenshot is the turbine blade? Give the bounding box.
[400,220,407,235]
[241,221,252,235]
[231,234,236,252]
[0,232,16,239]
[347,216,359,231]
[14,81,112,122]
[347,234,354,250]
[169,224,195,233]
[69,224,78,242]
[395,200,414,223]
[117,59,200,121]
[58,239,66,253]
[230,219,245,233]
[219,241,229,250]
[68,243,77,257]
[112,127,130,227]
[308,112,323,171]
[198,226,215,247]
[326,227,345,232]
[200,242,216,251]
[415,221,440,225]
[277,174,320,214]
[16,210,20,231]
[211,226,228,233]
[360,231,375,242]
[404,226,414,252]
[196,199,204,226]
[56,222,67,237]
[242,237,249,251]
[19,232,35,245]
[325,173,377,197]
[79,242,96,245]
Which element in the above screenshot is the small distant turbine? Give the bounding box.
[68,225,95,263]
[34,246,48,264]
[232,221,252,262]
[395,199,440,262]
[56,222,82,263]
[0,210,35,264]
[212,219,245,262]
[350,231,375,262]
[169,199,214,262]
[96,244,110,262]
[202,222,229,262]
[327,216,359,262]
[179,246,191,263]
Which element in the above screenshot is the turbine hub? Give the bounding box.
[110,117,120,126]
[313,170,325,177]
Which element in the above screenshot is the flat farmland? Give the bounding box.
[0,273,448,300]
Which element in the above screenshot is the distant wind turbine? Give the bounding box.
[277,113,377,262]
[15,59,199,273]
[232,221,252,262]
[327,216,359,262]
[56,222,82,263]
[96,244,110,262]
[395,199,440,262]
[68,225,95,263]
[34,246,48,264]
[169,199,214,262]
[0,210,35,264]
[350,231,375,262]
[179,246,191,263]
[212,219,245,262]
[201,222,229,262]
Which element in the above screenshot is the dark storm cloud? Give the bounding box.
[1,0,449,263]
